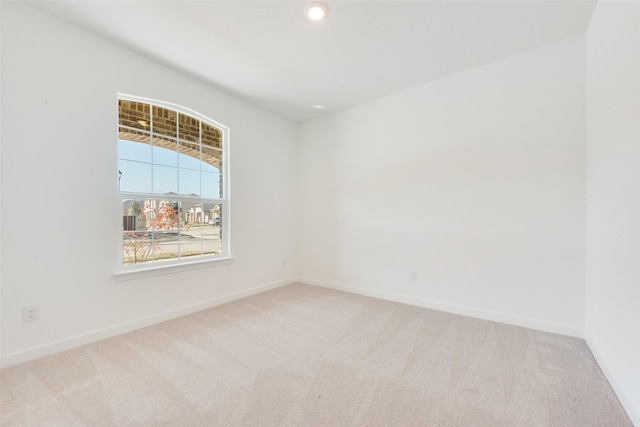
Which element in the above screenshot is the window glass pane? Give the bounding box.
[203,202,216,223]
[119,127,151,148]
[119,139,151,163]
[203,228,222,256]
[179,226,201,259]
[178,142,201,170]
[153,165,177,194]
[155,235,179,262]
[202,147,221,173]
[204,204,223,255]
[122,198,154,264]
[152,137,177,167]
[123,231,155,265]
[153,106,177,137]
[119,100,151,131]
[148,199,180,262]
[179,168,200,196]
[147,200,180,232]
[122,199,146,225]
[119,160,151,193]
[181,200,197,226]
[202,172,222,199]
[159,233,180,261]
[179,113,200,142]
[202,122,222,149]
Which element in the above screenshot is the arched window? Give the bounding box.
[117,94,229,270]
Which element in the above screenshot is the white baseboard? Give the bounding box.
[298,277,584,338]
[585,331,640,427]
[0,278,296,370]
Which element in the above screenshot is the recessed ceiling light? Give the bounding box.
[312,105,325,109]
[306,2,328,21]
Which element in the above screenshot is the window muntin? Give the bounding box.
[118,96,228,269]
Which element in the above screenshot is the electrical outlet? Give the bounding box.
[23,305,39,322]
[410,271,418,281]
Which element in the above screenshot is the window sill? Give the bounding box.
[113,256,234,282]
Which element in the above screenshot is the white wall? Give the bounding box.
[585,2,640,425]
[298,35,587,336]
[0,2,297,367]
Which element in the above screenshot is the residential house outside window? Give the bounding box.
[117,95,229,270]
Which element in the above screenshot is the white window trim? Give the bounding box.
[114,93,231,278]
[113,256,234,282]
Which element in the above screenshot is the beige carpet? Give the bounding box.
[0,283,632,426]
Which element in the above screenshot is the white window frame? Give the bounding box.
[114,94,231,279]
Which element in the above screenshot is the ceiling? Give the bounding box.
[28,1,596,122]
